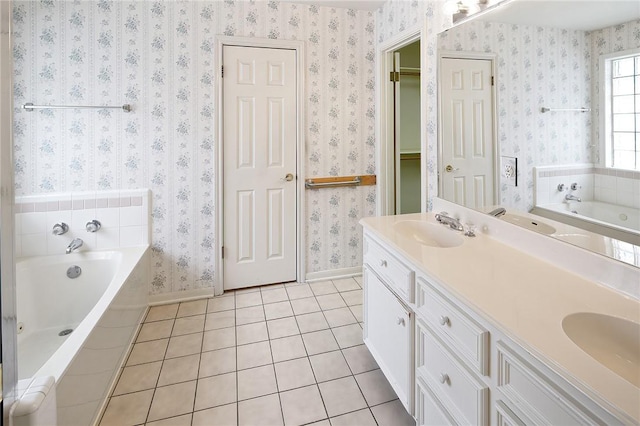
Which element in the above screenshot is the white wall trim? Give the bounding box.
[305,266,362,283]
[149,288,215,306]
[376,25,423,216]
[437,50,498,205]
[214,36,306,296]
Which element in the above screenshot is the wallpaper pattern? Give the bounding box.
[438,20,592,212]
[12,0,376,295]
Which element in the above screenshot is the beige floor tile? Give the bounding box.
[237,341,273,370]
[236,291,263,309]
[307,421,330,426]
[279,384,327,426]
[207,295,235,313]
[192,403,237,426]
[370,400,415,426]
[330,408,377,426]
[316,293,346,311]
[301,330,339,356]
[171,314,205,336]
[332,278,360,293]
[309,351,351,383]
[146,413,192,426]
[267,317,299,339]
[147,380,197,422]
[238,393,284,426]
[261,283,286,291]
[177,299,207,317]
[349,305,363,322]
[202,327,236,351]
[205,310,236,331]
[264,301,294,320]
[157,354,200,386]
[355,369,397,406]
[261,287,289,304]
[100,389,154,426]
[146,304,179,322]
[126,339,168,366]
[113,361,162,395]
[340,289,363,306]
[353,276,363,286]
[331,323,363,348]
[310,280,338,296]
[237,364,278,401]
[236,305,265,325]
[236,321,268,345]
[235,286,261,294]
[290,297,321,315]
[270,335,307,362]
[165,333,203,359]
[318,376,367,417]
[323,307,357,328]
[285,284,314,300]
[274,357,316,392]
[295,312,329,334]
[194,372,237,411]
[199,346,236,378]
[341,344,378,374]
[137,320,174,342]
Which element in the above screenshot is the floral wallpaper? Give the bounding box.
[12,0,376,295]
[590,19,640,165]
[438,20,592,212]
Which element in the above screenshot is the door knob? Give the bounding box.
[445,165,459,173]
[284,173,294,182]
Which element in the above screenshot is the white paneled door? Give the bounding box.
[223,46,297,290]
[440,57,495,210]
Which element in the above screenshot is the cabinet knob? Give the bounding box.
[380,260,387,267]
[396,317,405,326]
[439,373,449,384]
[439,316,450,326]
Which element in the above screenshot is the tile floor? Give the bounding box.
[98,277,417,426]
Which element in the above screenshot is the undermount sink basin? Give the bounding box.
[393,220,464,248]
[500,213,556,235]
[562,313,640,387]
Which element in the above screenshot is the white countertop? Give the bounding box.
[360,213,640,423]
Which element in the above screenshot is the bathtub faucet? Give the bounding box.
[565,193,581,202]
[66,238,83,254]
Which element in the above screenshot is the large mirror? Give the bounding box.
[436,0,640,266]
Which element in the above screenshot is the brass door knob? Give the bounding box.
[284,173,294,182]
[445,165,459,173]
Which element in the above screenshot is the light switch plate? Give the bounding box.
[501,156,517,187]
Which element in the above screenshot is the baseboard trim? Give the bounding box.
[149,288,214,306]
[305,266,363,283]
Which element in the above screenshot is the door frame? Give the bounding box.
[437,51,498,206]
[377,24,425,215]
[214,36,305,295]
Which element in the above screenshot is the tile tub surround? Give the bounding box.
[15,190,150,257]
[98,278,416,426]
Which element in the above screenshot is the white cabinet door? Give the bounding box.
[363,266,412,413]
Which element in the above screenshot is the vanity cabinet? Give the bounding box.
[361,228,628,426]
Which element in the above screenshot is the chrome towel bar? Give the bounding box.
[304,174,376,190]
[305,177,361,189]
[540,107,590,113]
[22,102,132,112]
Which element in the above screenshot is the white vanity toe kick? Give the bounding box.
[360,213,640,423]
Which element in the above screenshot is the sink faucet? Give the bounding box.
[487,207,506,217]
[565,193,581,202]
[434,212,464,231]
[66,238,83,254]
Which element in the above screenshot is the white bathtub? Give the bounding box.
[15,246,149,425]
[532,201,640,246]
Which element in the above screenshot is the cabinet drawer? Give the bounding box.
[416,276,489,375]
[496,341,601,425]
[416,375,457,426]
[364,236,414,302]
[495,400,528,426]
[416,319,489,426]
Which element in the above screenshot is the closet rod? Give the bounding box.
[22,103,132,112]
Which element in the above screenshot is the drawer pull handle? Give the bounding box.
[439,373,449,384]
[380,260,387,267]
[439,316,450,326]
[397,317,405,326]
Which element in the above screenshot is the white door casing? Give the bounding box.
[222,45,297,290]
[440,56,495,210]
